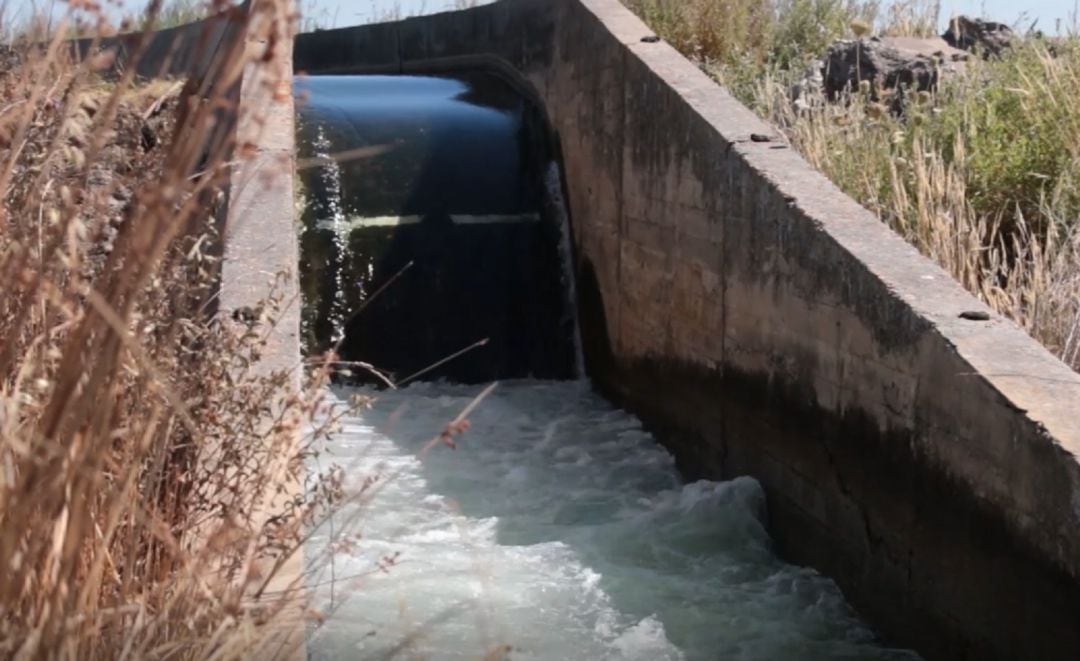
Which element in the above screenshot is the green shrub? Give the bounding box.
[928,41,1080,234]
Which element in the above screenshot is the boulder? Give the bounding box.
[821,36,969,107]
[943,16,1013,57]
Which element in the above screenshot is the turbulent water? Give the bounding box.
[298,73,914,661]
[306,381,917,661]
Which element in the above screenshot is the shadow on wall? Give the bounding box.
[577,257,614,379]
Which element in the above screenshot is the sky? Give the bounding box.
[4,0,1078,33]
[311,0,1079,31]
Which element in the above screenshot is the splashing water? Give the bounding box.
[306,381,918,661]
[308,125,350,344]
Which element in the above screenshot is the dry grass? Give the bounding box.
[626,0,1080,370]
[0,1,353,657]
[757,41,1080,368]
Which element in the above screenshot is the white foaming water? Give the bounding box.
[309,125,349,344]
[307,381,918,661]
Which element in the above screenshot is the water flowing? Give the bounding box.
[305,125,350,344]
[296,72,917,660]
[306,381,917,661]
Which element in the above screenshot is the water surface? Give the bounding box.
[307,381,918,661]
[295,74,575,382]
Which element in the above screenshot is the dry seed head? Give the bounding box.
[69,147,86,169]
[850,19,872,37]
[78,93,100,116]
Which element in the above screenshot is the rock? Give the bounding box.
[943,16,1013,57]
[821,36,969,108]
[790,58,825,111]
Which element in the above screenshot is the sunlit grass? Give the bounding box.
[625,0,1080,369]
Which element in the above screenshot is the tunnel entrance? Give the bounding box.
[294,72,578,384]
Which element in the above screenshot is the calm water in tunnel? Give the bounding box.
[296,74,577,383]
[296,75,917,660]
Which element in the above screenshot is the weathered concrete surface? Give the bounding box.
[294,0,557,96]
[294,2,1080,659]
[73,6,241,80]
[221,36,300,378]
[220,7,306,659]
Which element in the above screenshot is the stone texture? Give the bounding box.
[943,16,1014,57]
[223,7,305,658]
[821,36,968,103]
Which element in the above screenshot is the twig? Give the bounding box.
[396,338,490,387]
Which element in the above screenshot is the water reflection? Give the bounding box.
[295,74,575,383]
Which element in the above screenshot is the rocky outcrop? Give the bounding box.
[806,15,1012,110]
[943,16,1013,56]
[820,36,968,105]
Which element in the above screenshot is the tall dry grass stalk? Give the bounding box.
[0,1,348,657]
[752,44,1080,369]
[625,0,1080,370]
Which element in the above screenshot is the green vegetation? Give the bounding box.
[625,0,1080,369]
[154,0,209,28]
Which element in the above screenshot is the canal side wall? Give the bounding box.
[84,3,302,386]
[81,5,305,656]
[84,3,302,425]
[552,3,1080,661]
[296,1,1080,659]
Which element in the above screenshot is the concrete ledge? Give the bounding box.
[294,0,556,95]
[221,6,305,659]
[72,6,246,80]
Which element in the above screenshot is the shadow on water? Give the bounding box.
[295,73,575,384]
